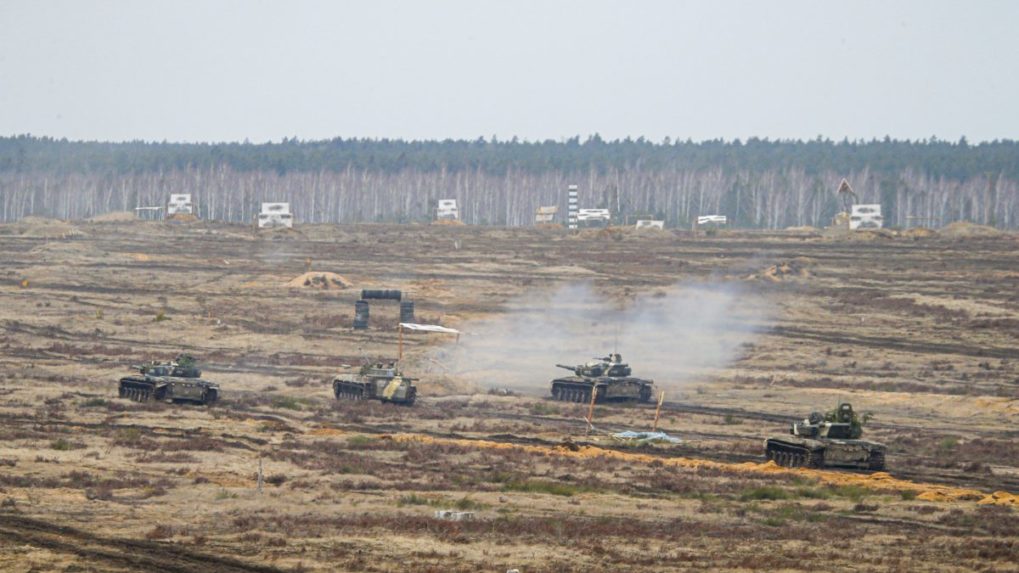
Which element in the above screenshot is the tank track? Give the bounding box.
[118,378,161,402]
[551,383,597,403]
[639,386,653,403]
[399,387,417,406]
[867,450,886,471]
[172,389,218,405]
[765,441,824,468]
[552,381,653,404]
[334,381,367,400]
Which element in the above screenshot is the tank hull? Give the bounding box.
[333,378,416,405]
[118,376,219,405]
[764,436,886,470]
[118,376,167,402]
[550,376,653,404]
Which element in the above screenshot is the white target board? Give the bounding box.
[850,204,883,230]
[635,220,665,230]
[535,205,558,224]
[697,215,727,225]
[437,199,459,221]
[577,209,611,223]
[167,194,193,216]
[257,202,294,228]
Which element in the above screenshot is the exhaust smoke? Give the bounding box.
[428,282,767,395]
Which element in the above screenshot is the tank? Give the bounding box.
[764,403,885,470]
[333,361,417,405]
[550,353,654,404]
[118,354,220,405]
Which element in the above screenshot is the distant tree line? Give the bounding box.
[1,135,1017,228]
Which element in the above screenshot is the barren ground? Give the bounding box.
[0,220,1017,572]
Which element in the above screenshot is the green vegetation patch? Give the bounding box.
[49,438,86,451]
[502,480,593,497]
[270,396,304,411]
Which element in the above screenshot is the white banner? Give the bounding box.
[399,323,460,334]
[697,215,727,225]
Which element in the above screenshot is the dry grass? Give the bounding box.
[0,222,1016,571]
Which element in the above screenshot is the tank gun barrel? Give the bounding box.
[555,364,578,372]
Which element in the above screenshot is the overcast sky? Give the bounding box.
[1,0,1016,143]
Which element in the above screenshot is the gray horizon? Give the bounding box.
[1,0,1016,144]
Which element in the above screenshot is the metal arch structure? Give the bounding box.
[836,178,858,215]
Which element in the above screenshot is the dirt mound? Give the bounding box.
[902,227,938,239]
[978,491,1019,506]
[258,226,305,240]
[570,227,631,241]
[784,225,820,235]
[88,211,137,223]
[821,225,852,239]
[409,279,452,299]
[166,213,199,223]
[746,259,812,282]
[850,229,897,241]
[29,242,97,257]
[940,221,1002,239]
[286,271,352,289]
[18,217,81,238]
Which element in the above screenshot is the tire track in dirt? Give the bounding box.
[0,513,284,573]
[769,325,1016,360]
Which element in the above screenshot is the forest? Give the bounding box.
[1,135,1017,228]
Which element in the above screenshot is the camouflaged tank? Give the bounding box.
[333,362,417,405]
[118,354,220,405]
[551,353,654,404]
[765,403,885,470]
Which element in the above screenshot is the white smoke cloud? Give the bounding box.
[426,282,768,395]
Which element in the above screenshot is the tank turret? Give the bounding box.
[555,354,632,379]
[133,353,202,378]
[791,403,864,440]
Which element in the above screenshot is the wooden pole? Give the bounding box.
[257,457,263,494]
[652,391,665,432]
[586,386,597,435]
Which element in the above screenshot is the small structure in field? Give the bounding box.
[697,215,727,226]
[257,202,294,229]
[434,510,475,521]
[577,208,611,226]
[166,194,196,220]
[134,206,163,221]
[535,205,558,224]
[436,199,459,222]
[567,185,579,230]
[635,220,665,230]
[850,204,884,230]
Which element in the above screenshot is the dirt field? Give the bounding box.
[0,219,1017,572]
